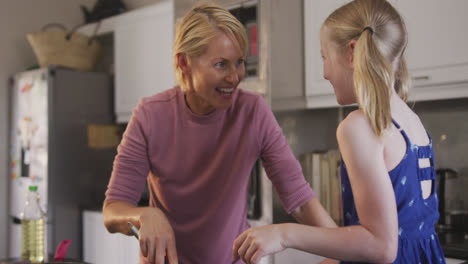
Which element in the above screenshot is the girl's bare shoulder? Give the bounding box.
[338,110,374,137]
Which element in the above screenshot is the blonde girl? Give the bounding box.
[233,0,445,263]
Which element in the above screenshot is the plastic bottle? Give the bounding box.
[21,185,45,263]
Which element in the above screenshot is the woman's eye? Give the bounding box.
[236,59,245,66]
[215,61,225,68]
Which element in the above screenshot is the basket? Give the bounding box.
[26,23,101,71]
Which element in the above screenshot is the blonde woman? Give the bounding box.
[102,2,335,264]
[233,0,445,263]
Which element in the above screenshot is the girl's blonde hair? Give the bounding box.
[324,0,409,136]
[173,2,248,91]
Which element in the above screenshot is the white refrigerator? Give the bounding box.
[8,66,115,260]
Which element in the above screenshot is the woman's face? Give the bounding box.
[185,31,245,115]
[320,26,355,105]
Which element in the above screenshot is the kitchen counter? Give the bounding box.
[0,258,89,264]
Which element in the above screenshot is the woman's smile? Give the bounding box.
[184,31,245,115]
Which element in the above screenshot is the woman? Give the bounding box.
[102,2,335,264]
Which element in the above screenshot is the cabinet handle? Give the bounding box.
[412,75,430,81]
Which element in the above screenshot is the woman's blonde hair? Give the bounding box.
[173,2,248,91]
[324,0,409,136]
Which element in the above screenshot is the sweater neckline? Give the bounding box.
[177,86,226,125]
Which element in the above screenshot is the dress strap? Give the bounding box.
[392,118,436,181]
[391,118,401,129]
[391,118,435,181]
[392,118,411,145]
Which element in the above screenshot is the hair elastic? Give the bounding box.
[362,26,374,35]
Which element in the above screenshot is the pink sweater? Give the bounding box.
[105,86,315,264]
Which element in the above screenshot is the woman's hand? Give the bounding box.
[232,224,287,264]
[138,207,178,264]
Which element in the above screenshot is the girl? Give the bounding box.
[233,0,446,263]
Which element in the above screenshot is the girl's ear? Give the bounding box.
[176,53,191,75]
[348,40,357,69]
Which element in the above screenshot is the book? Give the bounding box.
[328,150,342,225]
[311,153,322,199]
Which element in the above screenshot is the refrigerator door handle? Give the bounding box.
[10,215,22,225]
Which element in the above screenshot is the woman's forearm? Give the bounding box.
[281,223,397,263]
[292,197,338,228]
[102,199,151,235]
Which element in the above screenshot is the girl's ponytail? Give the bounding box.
[394,55,409,102]
[354,28,393,136]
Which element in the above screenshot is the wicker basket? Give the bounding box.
[26,23,101,71]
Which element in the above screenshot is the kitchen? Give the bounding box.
[1,0,468,263]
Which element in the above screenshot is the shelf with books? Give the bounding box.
[300,150,343,225]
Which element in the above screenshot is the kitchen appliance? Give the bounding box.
[8,66,115,261]
[444,210,468,232]
[436,168,468,259]
[436,168,466,230]
[437,168,457,226]
[247,159,262,220]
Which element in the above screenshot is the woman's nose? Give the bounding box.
[226,67,239,83]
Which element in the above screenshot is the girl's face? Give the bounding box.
[185,31,245,115]
[320,26,356,105]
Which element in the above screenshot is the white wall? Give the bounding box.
[0,0,95,257]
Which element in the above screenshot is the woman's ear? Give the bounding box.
[348,40,357,68]
[176,53,191,75]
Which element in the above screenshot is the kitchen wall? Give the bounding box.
[0,0,96,257]
[415,98,468,211]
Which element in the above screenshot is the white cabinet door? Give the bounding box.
[83,210,140,264]
[274,248,325,264]
[304,0,348,109]
[395,0,468,101]
[114,0,174,123]
[304,0,468,108]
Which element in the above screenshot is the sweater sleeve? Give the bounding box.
[255,97,316,214]
[105,99,151,205]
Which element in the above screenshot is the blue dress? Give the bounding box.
[340,119,446,263]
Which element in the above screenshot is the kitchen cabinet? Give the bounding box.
[265,0,307,111]
[82,209,275,264]
[274,249,325,264]
[114,0,174,123]
[304,0,468,109]
[81,0,174,123]
[83,210,140,264]
[394,0,468,102]
[303,0,347,109]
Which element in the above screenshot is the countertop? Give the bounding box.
[0,255,89,264]
[0,259,89,264]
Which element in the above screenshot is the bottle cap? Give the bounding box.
[29,185,38,191]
